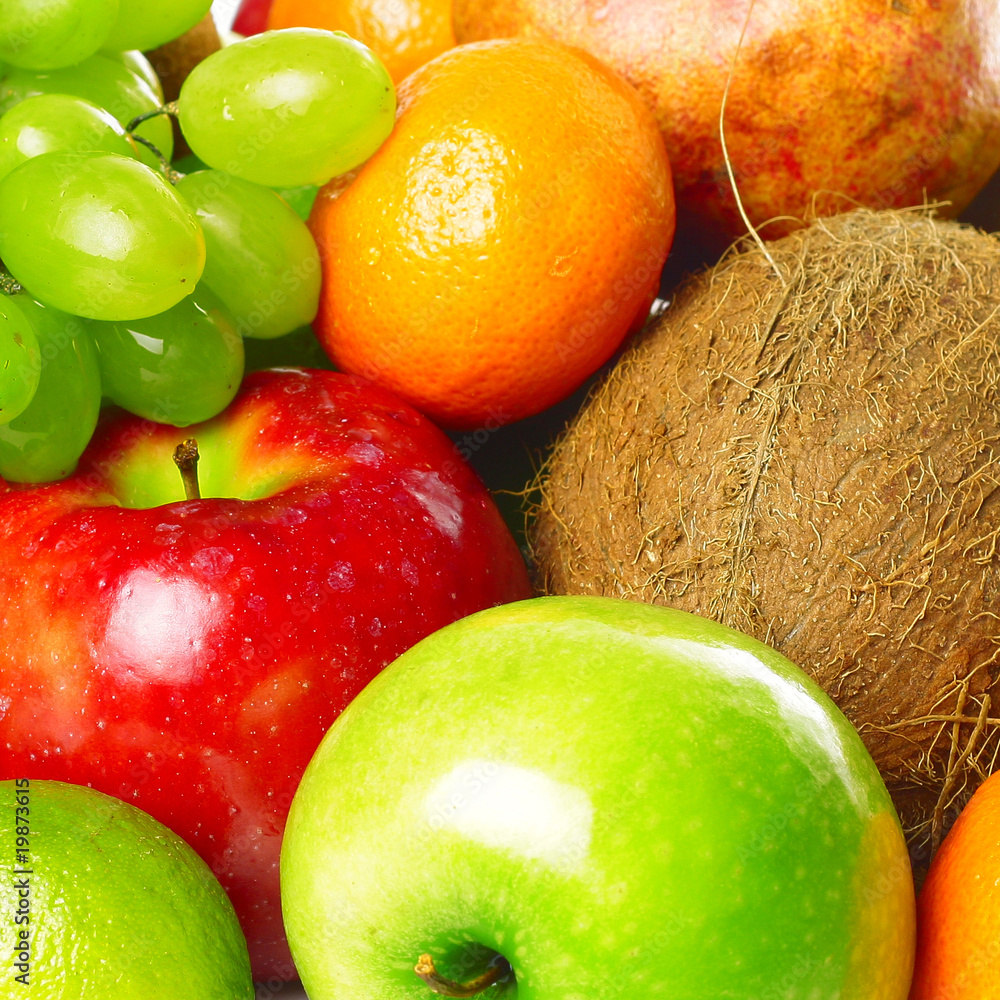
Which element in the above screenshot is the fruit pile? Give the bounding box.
[2,0,1000,998]
[0,10,393,481]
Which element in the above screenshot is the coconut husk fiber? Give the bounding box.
[531,207,1000,867]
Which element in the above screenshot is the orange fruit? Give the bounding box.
[309,38,675,430]
[909,771,1000,1000]
[266,0,456,84]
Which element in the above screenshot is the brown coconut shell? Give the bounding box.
[531,207,1000,867]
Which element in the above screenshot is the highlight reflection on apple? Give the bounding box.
[425,760,594,872]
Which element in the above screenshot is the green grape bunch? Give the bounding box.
[0,3,398,484]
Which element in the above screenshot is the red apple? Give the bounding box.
[232,0,273,35]
[0,367,531,981]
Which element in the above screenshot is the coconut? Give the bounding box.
[531,207,1000,865]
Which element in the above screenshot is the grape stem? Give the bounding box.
[126,102,182,184]
[173,438,201,500]
[414,953,511,996]
[0,270,21,295]
[126,101,180,133]
[130,135,183,183]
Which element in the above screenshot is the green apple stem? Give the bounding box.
[414,953,510,997]
[173,438,201,500]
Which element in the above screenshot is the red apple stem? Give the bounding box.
[414,953,509,996]
[172,438,201,500]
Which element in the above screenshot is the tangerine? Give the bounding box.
[266,0,455,83]
[909,770,1000,1000]
[309,38,675,430]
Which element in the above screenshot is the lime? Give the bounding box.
[1,779,253,999]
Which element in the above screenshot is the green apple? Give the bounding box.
[281,596,916,999]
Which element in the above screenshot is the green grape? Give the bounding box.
[173,152,318,220]
[0,150,205,321]
[176,169,321,340]
[273,183,319,222]
[109,49,164,102]
[0,294,40,424]
[0,0,119,71]
[243,324,336,373]
[88,283,244,426]
[101,0,212,53]
[178,28,396,188]
[0,53,173,169]
[0,93,138,183]
[0,296,101,482]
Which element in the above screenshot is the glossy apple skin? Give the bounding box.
[282,595,915,999]
[0,367,531,982]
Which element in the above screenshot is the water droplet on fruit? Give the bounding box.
[280,507,308,525]
[326,562,355,592]
[550,252,576,278]
[191,547,234,580]
[154,523,185,546]
[387,408,421,428]
[346,441,383,466]
[400,559,420,586]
